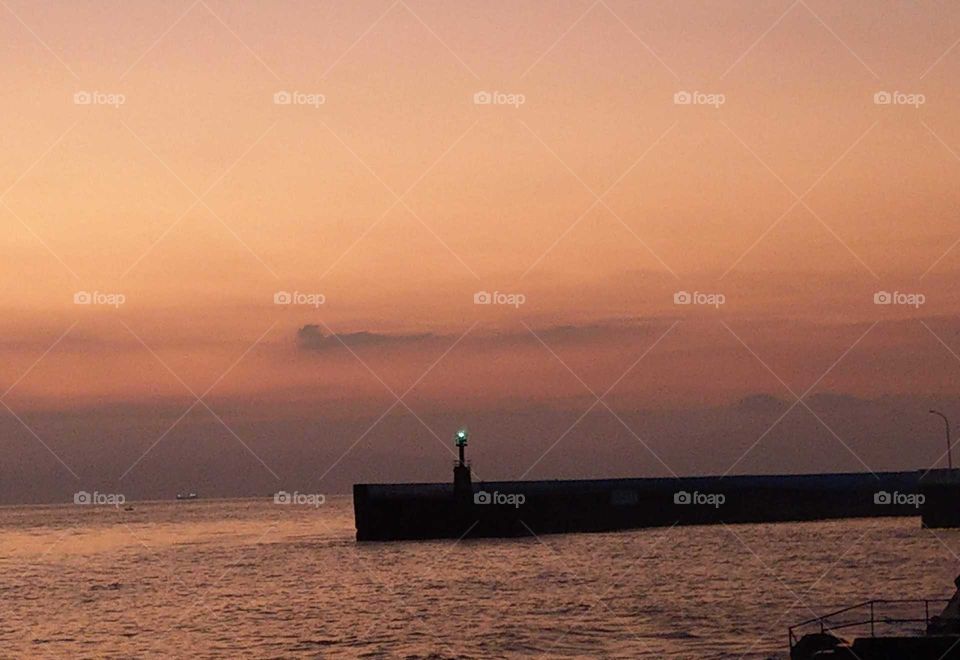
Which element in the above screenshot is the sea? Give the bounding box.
[2,497,958,659]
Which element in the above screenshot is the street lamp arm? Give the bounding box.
[930,409,953,471]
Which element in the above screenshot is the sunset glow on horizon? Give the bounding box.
[4,0,960,501]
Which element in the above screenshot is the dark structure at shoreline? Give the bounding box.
[354,470,934,541]
[353,430,960,541]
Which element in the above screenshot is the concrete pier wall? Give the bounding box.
[354,471,927,541]
[920,469,960,528]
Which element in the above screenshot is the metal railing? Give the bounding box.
[788,599,951,648]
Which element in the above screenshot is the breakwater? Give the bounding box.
[353,470,942,541]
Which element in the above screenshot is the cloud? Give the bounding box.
[294,318,679,355]
[296,325,434,351]
[295,319,664,353]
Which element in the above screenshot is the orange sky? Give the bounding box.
[3,1,960,500]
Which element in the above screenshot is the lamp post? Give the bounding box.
[930,410,953,470]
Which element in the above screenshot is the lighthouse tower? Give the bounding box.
[453,428,472,501]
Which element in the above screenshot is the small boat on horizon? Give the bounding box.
[175,492,198,501]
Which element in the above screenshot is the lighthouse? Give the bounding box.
[453,427,472,501]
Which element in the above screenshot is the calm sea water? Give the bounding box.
[2,497,959,659]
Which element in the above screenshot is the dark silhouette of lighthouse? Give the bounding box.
[453,427,472,501]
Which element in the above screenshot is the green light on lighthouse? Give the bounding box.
[455,428,468,447]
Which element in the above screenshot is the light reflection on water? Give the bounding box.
[1,497,958,658]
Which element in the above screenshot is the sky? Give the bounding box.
[3,0,960,503]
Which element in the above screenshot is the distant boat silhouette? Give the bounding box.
[175,492,198,501]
